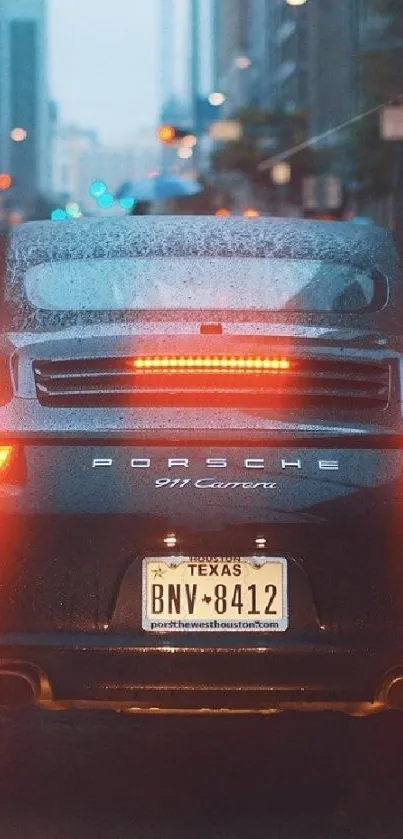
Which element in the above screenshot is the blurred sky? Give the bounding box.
[49,0,160,145]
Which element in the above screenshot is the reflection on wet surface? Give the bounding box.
[0,711,402,837]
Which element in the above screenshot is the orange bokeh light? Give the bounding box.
[215,208,231,217]
[0,174,12,191]
[157,125,176,144]
[243,209,260,218]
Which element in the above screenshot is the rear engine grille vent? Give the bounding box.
[33,355,391,409]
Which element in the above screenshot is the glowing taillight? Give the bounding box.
[0,355,13,406]
[129,357,291,372]
[0,446,15,472]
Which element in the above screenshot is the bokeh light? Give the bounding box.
[97,193,114,209]
[8,211,23,225]
[119,197,135,210]
[157,125,176,143]
[181,134,198,147]
[271,162,292,185]
[208,92,226,107]
[10,127,27,142]
[177,147,193,159]
[65,202,81,219]
[89,180,107,198]
[51,209,68,221]
[0,173,12,191]
[235,56,252,69]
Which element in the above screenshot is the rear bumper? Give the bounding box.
[2,632,403,714]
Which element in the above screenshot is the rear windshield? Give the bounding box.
[23,256,384,313]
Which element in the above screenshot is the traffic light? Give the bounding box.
[156,125,194,145]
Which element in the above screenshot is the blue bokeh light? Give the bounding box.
[90,180,107,198]
[51,208,68,221]
[97,193,114,209]
[119,197,135,210]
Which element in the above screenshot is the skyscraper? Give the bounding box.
[307,0,362,142]
[0,0,49,216]
[159,0,191,171]
[245,0,308,114]
[159,0,216,172]
[159,0,176,112]
[213,0,250,85]
[159,0,216,122]
[211,0,253,114]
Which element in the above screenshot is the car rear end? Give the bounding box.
[1,216,403,715]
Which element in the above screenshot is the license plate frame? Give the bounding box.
[142,555,288,632]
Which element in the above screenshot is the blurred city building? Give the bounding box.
[307,0,363,142]
[211,0,253,114]
[181,0,377,139]
[213,0,248,86]
[51,122,99,205]
[159,0,219,174]
[159,0,192,173]
[207,0,375,217]
[76,146,136,211]
[51,119,143,213]
[129,129,162,180]
[246,0,308,113]
[157,0,403,225]
[208,0,371,132]
[0,0,50,219]
[160,0,176,113]
[47,99,59,198]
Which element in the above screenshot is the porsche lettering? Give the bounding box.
[92,456,339,471]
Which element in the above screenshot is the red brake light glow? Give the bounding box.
[129,357,291,372]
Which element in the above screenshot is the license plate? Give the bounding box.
[142,556,288,632]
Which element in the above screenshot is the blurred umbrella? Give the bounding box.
[116,175,203,202]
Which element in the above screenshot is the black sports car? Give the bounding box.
[0,214,403,715]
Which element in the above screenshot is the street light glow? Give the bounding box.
[181,134,197,147]
[235,56,252,69]
[286,0,308,5]
[10,127,27,142]
[271,162,292,185]
[208,92,226,107]
[177,147,193,160]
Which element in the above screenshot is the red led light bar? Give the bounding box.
[129,357,291,372]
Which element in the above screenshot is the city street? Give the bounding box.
[1,1,403,837]
[1,710,403,837]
